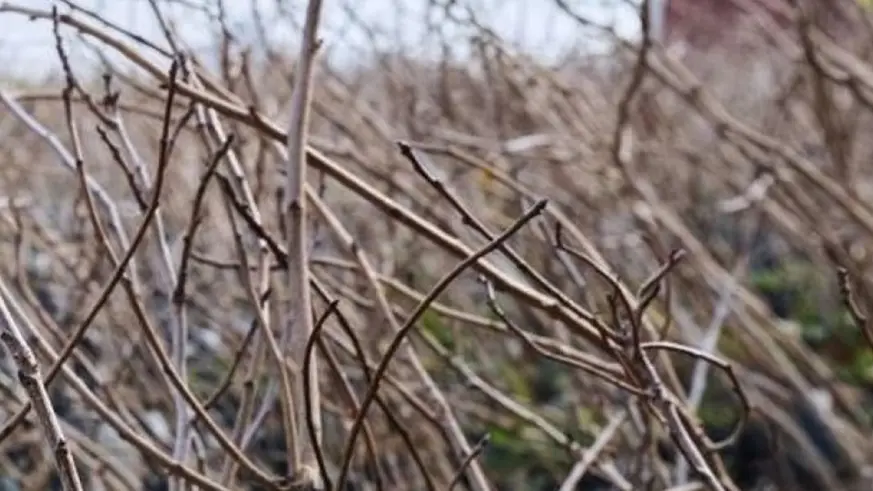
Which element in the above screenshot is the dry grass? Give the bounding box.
[0,0,872,490]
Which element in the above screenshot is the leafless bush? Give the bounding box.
[0,0,871,490]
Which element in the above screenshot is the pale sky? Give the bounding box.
[0,0,641,80]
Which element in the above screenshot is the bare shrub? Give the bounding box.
[0,1,871,490]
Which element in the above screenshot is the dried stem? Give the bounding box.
[282,0,325,488]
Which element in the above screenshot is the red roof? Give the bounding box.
[662,0,851,48]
